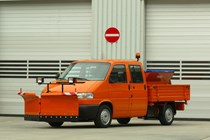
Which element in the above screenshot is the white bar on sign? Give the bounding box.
[105,34,120,37]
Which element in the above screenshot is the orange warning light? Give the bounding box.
[136,53,141,61]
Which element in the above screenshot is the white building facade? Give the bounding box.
[0,0,210,118]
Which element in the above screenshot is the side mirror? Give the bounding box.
[55,73,60,79]
[109,77,118,83]
[109,78,114,83]
[36,77,44,85]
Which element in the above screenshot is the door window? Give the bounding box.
[109,65,127,83]
[129,65,143,83]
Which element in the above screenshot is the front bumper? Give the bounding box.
[79,105,99,121]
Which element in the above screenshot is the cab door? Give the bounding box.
[128,65,148,117]
[108,64,130,118]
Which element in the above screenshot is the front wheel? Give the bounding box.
[94,105,112,128]
[159,104,174,125]
[117,118,131,125]
[48,122,63,128]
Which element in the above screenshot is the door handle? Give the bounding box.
[128,85,131,90]
[144,85,147,90]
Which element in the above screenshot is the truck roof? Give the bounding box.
[74,59,141,64]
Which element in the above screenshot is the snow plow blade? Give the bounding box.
[21,92,79,122]
[21,92,40,115]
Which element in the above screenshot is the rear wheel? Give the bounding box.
[159,104,174,125]
[117,118,131,125]
[94,105,112,128]
[48,122,63,128]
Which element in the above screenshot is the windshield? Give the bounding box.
[59,62,110,81]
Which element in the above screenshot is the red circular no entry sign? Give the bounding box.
[105,27,120,43]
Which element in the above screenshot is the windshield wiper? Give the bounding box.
[69,77,89,81]
[57,78,67,80]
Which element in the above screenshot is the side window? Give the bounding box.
[109,65,127,83]
[129,65,144,83]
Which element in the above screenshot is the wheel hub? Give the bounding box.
[100,109,110,125]
[165,108,173,122]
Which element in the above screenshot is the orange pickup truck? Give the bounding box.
[19,54,190,128]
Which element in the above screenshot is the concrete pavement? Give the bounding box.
[0,117,210,140]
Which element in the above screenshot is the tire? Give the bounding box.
[117,118,131,125]
[159,104,174,125]
[48,122,64,128]
[94,105,112,128]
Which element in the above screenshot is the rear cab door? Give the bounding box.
[128,63,148,117]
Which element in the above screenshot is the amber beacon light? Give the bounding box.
[136,52,141,61]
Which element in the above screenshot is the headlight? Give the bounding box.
[77,92,93,99]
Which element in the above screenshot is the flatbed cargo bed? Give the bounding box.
[145,70,190,105]
[147,84,190,103]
